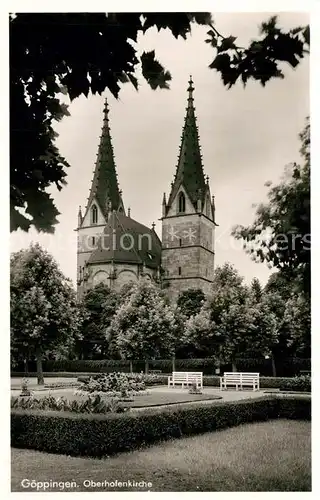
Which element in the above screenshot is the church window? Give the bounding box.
[178,266,181,275]
[179,238,182,247]
[92,236,96,246]
[178,192,186,213]
[91,204,98,224]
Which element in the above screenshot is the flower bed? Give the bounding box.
[11,393,128,414]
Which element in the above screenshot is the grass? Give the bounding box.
[120,392,222,407]
[11,387,222,408]
[11,419,311,492]
[12,390,221,407]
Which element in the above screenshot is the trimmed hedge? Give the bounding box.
[12,357,311,377]
[11,372,312,391]
[278,375,311,393]
[11,396,310,458]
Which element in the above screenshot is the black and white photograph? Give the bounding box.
[8,4,312,493]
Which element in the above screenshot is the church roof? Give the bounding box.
[85,99,124,219]
[88,212,161,268]
[166,77,207,214]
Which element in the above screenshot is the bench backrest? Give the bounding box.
[223,372,259,380]
[172,371,203,381]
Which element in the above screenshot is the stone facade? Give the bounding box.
[161,209,215,300]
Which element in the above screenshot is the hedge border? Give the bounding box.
[10,372,309,389]
[11,396,310,458]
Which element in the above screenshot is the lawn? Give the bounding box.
[11,419,311,492]
[11,387,222,407]
[125,392,222,407]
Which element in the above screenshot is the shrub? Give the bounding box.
[278,375,311,393]
[11,394,128,414]
[79,372,146,397]
[11,396,310,458]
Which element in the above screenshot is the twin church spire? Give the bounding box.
[83,100,124,222]
[165,76,208,216]
[81,76,211,225]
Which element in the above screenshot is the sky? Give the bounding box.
[9,11,310,288]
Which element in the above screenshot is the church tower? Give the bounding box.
[161,77,217,301]
[76,99,125,298]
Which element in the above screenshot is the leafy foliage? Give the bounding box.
[232,118,310,298]
[76,283,119,359]
[283,295,311,357]
[79,372,146,397]
[183,264,280,365]
[11,393,127,413]
[10,243,79,382]
[207,16,309,88]
[278,374,311,392]
[10,13,309,232]
[108,280,179,360]
[177,288,205,318]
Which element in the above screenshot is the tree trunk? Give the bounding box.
[36,347,44,385]
[232,362,237,372]
[271,355,277,377]
[145,359,149,375]
[172,354,176,372]
[129,360,133,374]
[23,358,28,377]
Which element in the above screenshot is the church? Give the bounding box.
[76,77,217,301]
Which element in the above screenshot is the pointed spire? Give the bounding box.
[78,206,83,226]
[166,77,206,214]
[85,97,124,220]
[152,222,156,231]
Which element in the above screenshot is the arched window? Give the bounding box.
[91,204,98,224]
[178,192,186,213]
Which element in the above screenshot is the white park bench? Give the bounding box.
[220,372,260,391]
[168,371,203,389]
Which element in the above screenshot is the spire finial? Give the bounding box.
[128,207,131,218]
[187,75,194,99]
[152,222,155,231]
[206,175,209,184]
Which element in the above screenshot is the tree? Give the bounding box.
[107,280,178,366]
[283,294,311,358]
[250,277,263,303]
[184,306,216,358]
[177,288,205,318]
[189,264,252,369]
[245,294,279,375]
[264,271,296,301]
[77,283,119,359]
[232,118,310,298]
[10,13,309,233]
[10,243,78,384]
